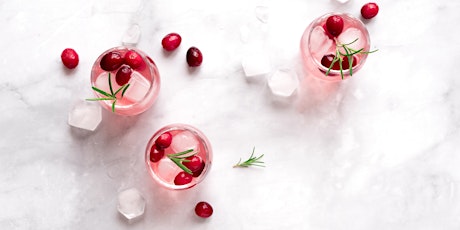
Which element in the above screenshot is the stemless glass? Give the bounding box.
[300,13,371,82]
[90,46,160,116]
[145,124,212,190]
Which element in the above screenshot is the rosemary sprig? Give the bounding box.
[325,38,378,79]
[233,147,265,168]
[167,149,196,175]
[86,73,130,112]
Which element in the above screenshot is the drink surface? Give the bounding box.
[90,47,160,115]
[301,13,370,82]
[145,124,212,190]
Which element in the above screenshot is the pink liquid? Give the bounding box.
[90,46,160,115]
[300,13,371,82]
[145,124,212,190]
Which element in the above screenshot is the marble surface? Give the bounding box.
[1,0,460,229]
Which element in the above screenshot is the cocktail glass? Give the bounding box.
[90,46,160,115]
[300,13,371,82]
[145,124,212,190]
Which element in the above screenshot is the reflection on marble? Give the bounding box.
[1,0,460,229]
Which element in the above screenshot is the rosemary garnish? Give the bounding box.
[233,147,265,168]
[325,38,378,79]
[86,73,130,112]
[168,149,196,175]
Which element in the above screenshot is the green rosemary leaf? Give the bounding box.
[86,97,114,101]
[108,73,114,95]
[121,84,130,97]
[233,148,265,168]
[91,87,112,98]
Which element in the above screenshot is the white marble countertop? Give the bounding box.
[2,0,460,229]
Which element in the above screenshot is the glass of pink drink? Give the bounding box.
[90,46,160,116]
[300,13,371,82]
[145,124,212,190]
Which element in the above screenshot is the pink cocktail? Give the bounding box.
[145,124,212,190]
[300,13,371,82]
[90,46,160,116]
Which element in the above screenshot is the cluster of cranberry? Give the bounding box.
[149,131,206,184]
[319,2,379,71]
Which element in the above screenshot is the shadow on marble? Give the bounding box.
[295,72,342,113]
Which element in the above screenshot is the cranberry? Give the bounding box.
[325,15,344,37]
[100,51,124,71]
[155,132,172,149]
[321,54,357,71]
[162,33,182,51]
[174,171,193,185]
[124,50,144,70]
[150,144,165,162]
[61,48,79,69]
[361,2,379,19]
[195,201,213,218]
[115,65,132,86]
[183,156,205,177]
[186,47,203,67]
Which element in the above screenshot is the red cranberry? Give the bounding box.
[325,15,344,37]
[61,48,79,69]
[115,65,132,86]
[195,201,213,218]
[183,156,205,177]
[341,56,357,70]
[174,171,193,185]
[150,144,164,162]
[321,54,339,70]
[186,47,203,67]
[124,50,144,70]
[321,54,357,71]
[192,162,205,177]
[155,132,172,149]
[361,2,379,19]
[100,51,124,71]
[162,33,182,51]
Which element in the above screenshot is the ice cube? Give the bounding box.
[338,28,365,51]
[68,101,102,131]
[117,188,145,221]
[170,130,199,154]
[267,69,299,97]
[123,72,151,103]
[157,158,179,181]
[122,24,141,46]
[309,26,334,61]
[241,52,271,77]
[94,72,122,93]
[255,6,269,23]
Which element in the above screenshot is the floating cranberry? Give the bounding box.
[100,51,124,71]
[115,65,132,86]
[155,132,172,149]
[192,162,205,177]
[150,144,165,162]
[325,15,344,37]
[186,47,203,67]
[124,50,144,70]
[61,48,79,69]
[174,171,193,185]
[321,54,357,71]
[195,201,213,218]
[162,33,182,51]
[361,2,379,19]
[183,156,205,177]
